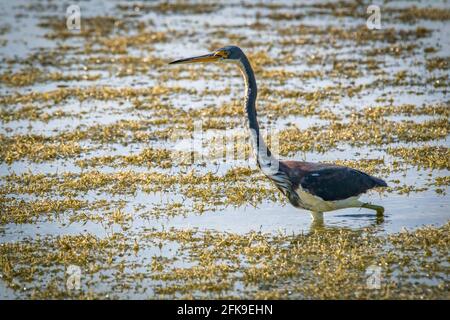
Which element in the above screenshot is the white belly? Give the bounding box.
[296,187,362,213]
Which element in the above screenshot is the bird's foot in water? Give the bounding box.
[362,203,385,216]
[310,211,324,220]
[309,212,324,231]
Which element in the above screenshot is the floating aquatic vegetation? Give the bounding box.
[0,85,183,106]
[39,16,147,41]
[278,118,449,155]
[333,159,390,176]
[0,68,101,87]
[278,24,431,45]
[387,146,450,170]
[392,6,450,22]
[426,57,449,71]
[432,176,450,187]
[117,2,221,14]
[1,222,442,299]
[367,44,417,57]
[98,32,167,54]
[0,197,113,225]
[350,103,450,119]
[0,134,86,164]
[82,55,165,76]
[0,104,71,122]
[75,147,194,169]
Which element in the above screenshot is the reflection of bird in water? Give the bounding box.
[309,212,385,232]
[169,46,387,222]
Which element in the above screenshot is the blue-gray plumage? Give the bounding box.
[169,46,387,221]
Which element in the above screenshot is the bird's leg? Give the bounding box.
[310,211,324,221]
[309,212,324,231]
[362,203,385,216]
[375,214,384,225]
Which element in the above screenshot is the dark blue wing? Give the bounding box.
[299,167,387,201]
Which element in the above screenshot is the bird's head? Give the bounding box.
[169,45,244,65]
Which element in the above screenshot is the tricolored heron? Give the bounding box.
[169,46,387,221]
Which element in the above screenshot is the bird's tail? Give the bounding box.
[371,176,388,187]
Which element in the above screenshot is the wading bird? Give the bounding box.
[169,46,387,221]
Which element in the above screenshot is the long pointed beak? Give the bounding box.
[169,53,220,65]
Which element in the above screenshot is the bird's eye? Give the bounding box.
[214,51,228,58]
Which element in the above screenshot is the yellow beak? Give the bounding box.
[169,53,220,65]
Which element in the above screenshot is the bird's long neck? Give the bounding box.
[237,55,274,169]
